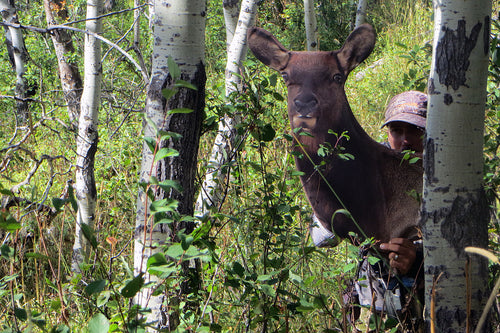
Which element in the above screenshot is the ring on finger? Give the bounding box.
[394,254,399,261]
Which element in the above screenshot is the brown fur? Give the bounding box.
[247,25,422,243]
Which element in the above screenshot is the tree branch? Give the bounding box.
[0,20,150,84]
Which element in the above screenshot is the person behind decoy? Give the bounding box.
[379,90,426,277]
[309,90,427,331]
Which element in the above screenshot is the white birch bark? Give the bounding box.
[71,0,103,273]
[303,0,318,50]
[223,0,240,51]
[133,0,206,330]
[1,0,29,123]
[423,1,491,331]
[195,0,257,215]
[354,0,368,28]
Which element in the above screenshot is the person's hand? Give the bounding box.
[379,238,416,275]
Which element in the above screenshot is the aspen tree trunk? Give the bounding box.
[303,0,318,50]
[423,1,491,331]
[133,0,206,330]
[1,0,29,124]
[43,0,83,129]
[195,0,257,215]
[71,0,103,273]
[354,0,368,28]
[223,0,240,50]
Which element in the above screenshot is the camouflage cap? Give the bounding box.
[381,91,427,129]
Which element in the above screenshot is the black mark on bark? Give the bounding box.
[223,0,239,9]
[428,78,438,94]
[435,20,482,90]
[444,93,453,105]
[436,306,467,332]
[440,191,489,256]
[484,16,491,55]
[424,137,437,184]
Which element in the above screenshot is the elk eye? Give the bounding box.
[281,72,289,82]
[333,73,343,83]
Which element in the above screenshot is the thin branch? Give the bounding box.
[49,24,149,83]
[57,5,147,27]
[102,6,148,77]
[10,155,69,193]
[0,21,149,84]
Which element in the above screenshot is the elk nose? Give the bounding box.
[294,97,318,116]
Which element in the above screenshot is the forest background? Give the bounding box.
[1,0,500,331]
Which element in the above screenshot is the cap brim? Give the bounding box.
[381,113,426,129]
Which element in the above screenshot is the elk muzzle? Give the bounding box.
[293,95,318,117]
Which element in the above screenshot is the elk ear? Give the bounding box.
[337,24,376,75]
[247,27,290,71]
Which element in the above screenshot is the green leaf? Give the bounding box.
[150,198,178,213]
[268,74,278,87]
[167,108,193,115]
[14,307,27,321]
[251,124,276,142]
[52,197,67,212]
[168,57,181,80]
[50,299,61,311]
[257,274,271,282]
[367,256,380,265]
[1,244,15,259]
[158,130,183,141]
[259,284,276,297]
[289,271,303,284]
[162,88,177,101]
[81,223,98,249]
[154,148,179,162]
[343,262,357,273]
[67,185,78,213]
[261,124,276,142]
[143,136,157,154]
[166,243,184,259]
[88,313,109,333]
[232,262,245,277]
[148,264,177,278]
[181,235,193,251]
[146,253,168,268]
[273,92,284,101]
[0,211,21,231]
[121,274,144,298]
[191,220,211,241]
[144,115,159,134]
[50,324,70,333]
[0,188,14,196]
[85,279,107,296]
[96,291,111,307]
[25,252,52,261]
[174,80,197,90]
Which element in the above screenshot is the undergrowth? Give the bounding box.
[1,0,500,332]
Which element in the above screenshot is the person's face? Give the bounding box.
[387,121,424,153]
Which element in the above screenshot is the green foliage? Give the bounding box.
[1,0,500,332]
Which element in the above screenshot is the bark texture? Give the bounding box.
[355,0,368,28]
[223,0,240,50]
[423,1,492,331]
[1,0,29,123]
[195,0,257,215]
[133,0,206,330]
[303,0,318,50]
[43,0,83,129]
[72,0,103,273]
